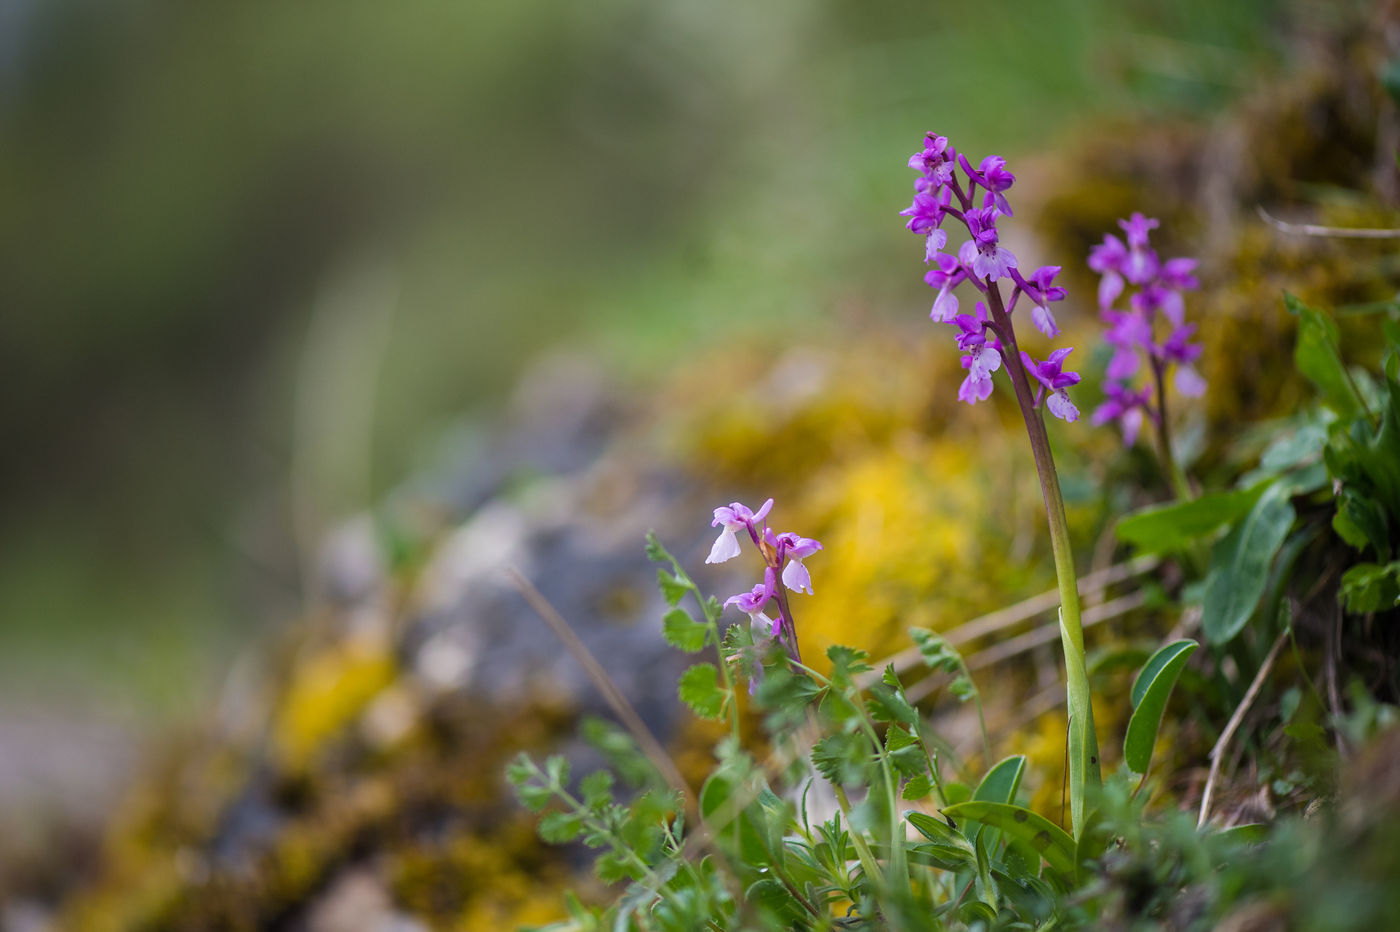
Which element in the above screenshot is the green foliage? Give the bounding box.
[1202,484,1296,643]
[677,663,726,720]
[1116,485,1267,553]
[661,608,708,653]
[513,294,1400,930]
[1123,639,1198,774]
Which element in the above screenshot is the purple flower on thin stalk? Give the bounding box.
[924,253,965,322]
[1016,265,1068,337]
[706,498,773,564]
[959,153,1016,216]
[1091,382,1152,447]
[709,498,821,664]
[773,532,823,595]
[901,132,1081,419]
[1022,348,1083,423]
[964,207,1017,281]
[1088,213,1205,477]
[723,569,778,638]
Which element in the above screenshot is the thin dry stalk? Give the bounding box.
[1198,630,1288,829]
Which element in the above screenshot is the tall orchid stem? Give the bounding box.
[984,282,1101,839]
[1149,357,1194,501]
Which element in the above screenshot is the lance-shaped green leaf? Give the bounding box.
[1123,639,1199,774]
[1202,484,1296,644]
[973,755,1027,805]
[1115,485,1266,554]
[941,801,1078,879]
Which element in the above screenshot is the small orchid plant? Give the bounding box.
[707,498,821,664]
[1089,214,1206,498]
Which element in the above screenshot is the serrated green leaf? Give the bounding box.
[1124,639,1199,774]
[580,770,615,809]
[910,627,962,674]
[902,774,935,800]
[516,783,553,812]
[941,801,1079,879]
[544,754,570,788]
[1115,485,1266,554]
[657,569,691,606]
[885,725,926,778]
[1202,484,1296,644]
[662,607,708,652]
[538,810,584,843]
[643,530,670,564]
[678,663,726,719]
[505,752,537,786]
[811,732,871,786]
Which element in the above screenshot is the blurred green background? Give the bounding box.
[0,0,1290,723]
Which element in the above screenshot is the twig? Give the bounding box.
[506,569,694,815]
[873,556,1160,682]
[1256,205,1400,239]
[1198,630,1288,829]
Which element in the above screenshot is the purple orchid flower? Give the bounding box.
[706,498,773,564]
[958,345,1002,404]
[774,532,823,595]
[723,568,779,638]
[1092,382,1153,446]
[1016,265,1067,337]
[924,252,965,322]
[964,207,1017,281]
[1087,213,1206,452]
[959,153,1016,216]
[903,134,1079,417]
[1021,348,1083,422]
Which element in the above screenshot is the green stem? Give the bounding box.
[833,785,887,893]
[1149,357,1194,501]
[984,285,1101,839]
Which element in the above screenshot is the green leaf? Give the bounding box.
[973,755,1027,805]
[1333,491,1392,559]
[1202,484,1296,644]
[825,644,872,682]
[644,530,672,564]
[580,770,615,810]
[657,569,691,606]
[902,774,935,801]
[940,801,1079,879]
[700,772,772,867]
[906,811,969,847]
[884,726,926,778]
[505,752,537,787]
[1115,485,1265,554]
[811,732,872,786]
[1340,562,1400,614]
[538,810,584,843]
[662,608,708,652]
[1123,639,1199,774]
[1286,293,1364,419]
[545,754,570,788]
[910,627,961,674]
[678,663,726,719]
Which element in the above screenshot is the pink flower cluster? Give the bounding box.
[901,134,1082,421]
[1088,214,1206,445]
[706,498,820,661]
